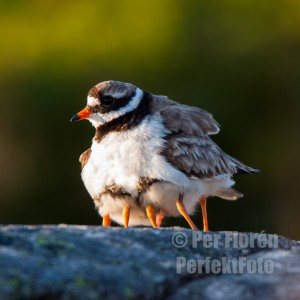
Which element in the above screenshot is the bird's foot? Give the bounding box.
[156,212,164,228]
[200,196,209,232]
[123,205,130,228]
[146,205,157,228]
[102,214,111,226]
[176,193,198,230]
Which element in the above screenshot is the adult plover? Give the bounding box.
[71,81,258,231]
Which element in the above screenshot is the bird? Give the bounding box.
[71,80,258,231]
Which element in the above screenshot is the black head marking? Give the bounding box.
[87,81,138,114]
[94,91,152,142]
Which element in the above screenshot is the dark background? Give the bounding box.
[1,1,299,239]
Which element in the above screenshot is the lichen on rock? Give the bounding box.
[0,225,299,300]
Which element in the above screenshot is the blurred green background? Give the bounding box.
[0,0,299,239]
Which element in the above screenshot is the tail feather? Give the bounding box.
[228,155,260,175]
[214,188,243,201]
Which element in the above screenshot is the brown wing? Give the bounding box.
[79,148,92,170]
[151,95,220,136]
[161,133,258,179]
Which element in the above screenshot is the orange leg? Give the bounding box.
[123,205,130,228]
[156,212,164,228]
[146,205,157,228]
[102,214,111,227]
[200,196,209,232]
[176,194,198,230]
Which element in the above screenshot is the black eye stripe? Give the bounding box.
[88,90,138,114]
[94,91,151,142]
[101,95,113,101]
[110,90,137,109]
[101,96,114,106]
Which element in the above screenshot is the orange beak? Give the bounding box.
[70,106,92,122]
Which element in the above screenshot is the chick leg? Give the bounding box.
[146,204,157,228]
[123,205,130,228]
[176,193,198,230]
[200,196,209,232]
[156,212,164,228]
[102,214,111,227]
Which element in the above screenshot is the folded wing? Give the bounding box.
[161,133,258,179]
[151,95,220,137]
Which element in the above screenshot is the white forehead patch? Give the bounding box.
[88,87,144,128]
[87,96,98,106]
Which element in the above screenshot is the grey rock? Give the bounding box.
[0,225,299,300]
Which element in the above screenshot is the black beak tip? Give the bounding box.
[70,114,80,122]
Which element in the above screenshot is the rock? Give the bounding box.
[0,225,299,300]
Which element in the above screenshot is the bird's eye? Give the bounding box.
[101,96,114,107]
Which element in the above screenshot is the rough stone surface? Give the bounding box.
[0,225,299,300]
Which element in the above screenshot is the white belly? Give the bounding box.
[81,115,235,226]
[82,115,187,197]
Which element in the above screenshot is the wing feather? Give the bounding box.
[161,133,258,179]
[149,93,258,178]
[151,95,220,136]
